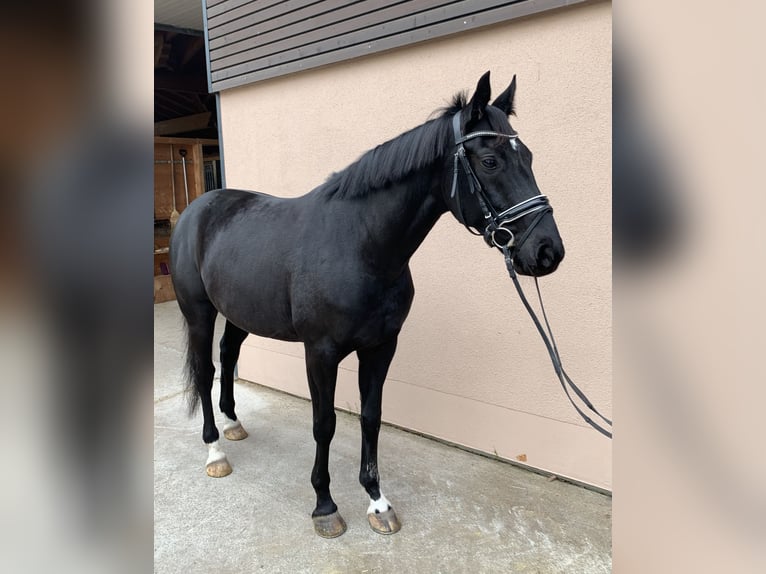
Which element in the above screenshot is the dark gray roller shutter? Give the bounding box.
[204,0,594,92]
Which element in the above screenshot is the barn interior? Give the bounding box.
[154,3,220,302]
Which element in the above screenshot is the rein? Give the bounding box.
[501,246,613,438]
[452,112,613,439]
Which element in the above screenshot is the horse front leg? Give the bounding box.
[357,337,401,535]
[304,343,346,538]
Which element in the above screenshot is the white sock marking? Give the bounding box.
[206,440,227,465]
[367,492,392,514]
[223,417,240,432]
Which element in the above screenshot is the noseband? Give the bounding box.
[450,112,552,252]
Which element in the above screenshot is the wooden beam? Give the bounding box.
[154,112,212,136]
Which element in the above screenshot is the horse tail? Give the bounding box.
[182,317,202,415]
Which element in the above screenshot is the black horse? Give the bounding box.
[170,72,565,538]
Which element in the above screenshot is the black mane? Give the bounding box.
[323,92,469,199]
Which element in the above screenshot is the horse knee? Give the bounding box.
[313,411,336,443]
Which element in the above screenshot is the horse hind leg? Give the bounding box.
[182,300,232,478]
[219,320,249,441]
[357,338,401,535]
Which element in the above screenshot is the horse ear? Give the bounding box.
[492,74,517,116]
[464,71,492,129]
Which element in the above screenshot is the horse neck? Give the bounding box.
[353,167,447,274]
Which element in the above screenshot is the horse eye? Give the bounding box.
[481,158,497,169]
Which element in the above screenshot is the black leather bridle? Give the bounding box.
[450,112,552,252]
[451,111,613,439]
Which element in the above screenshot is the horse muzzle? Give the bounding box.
[513,238,565,277]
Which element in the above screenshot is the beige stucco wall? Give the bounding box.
[219,1,611,488]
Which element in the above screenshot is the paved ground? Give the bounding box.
[154,301,611,573]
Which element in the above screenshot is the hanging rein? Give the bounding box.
[451,112,613,439]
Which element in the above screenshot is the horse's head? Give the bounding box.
[444,71,565,277]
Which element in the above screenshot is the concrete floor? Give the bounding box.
[154,301,611,573]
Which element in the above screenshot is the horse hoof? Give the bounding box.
[206,459,232,478]
[223,422,248,441]
[368,508,401,535]
[312,511,347,538]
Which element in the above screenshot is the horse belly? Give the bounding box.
[292,271,414,350]
[219,294,299,341]
[202,254,300,342]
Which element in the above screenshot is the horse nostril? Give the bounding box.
[538,243,555,269]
